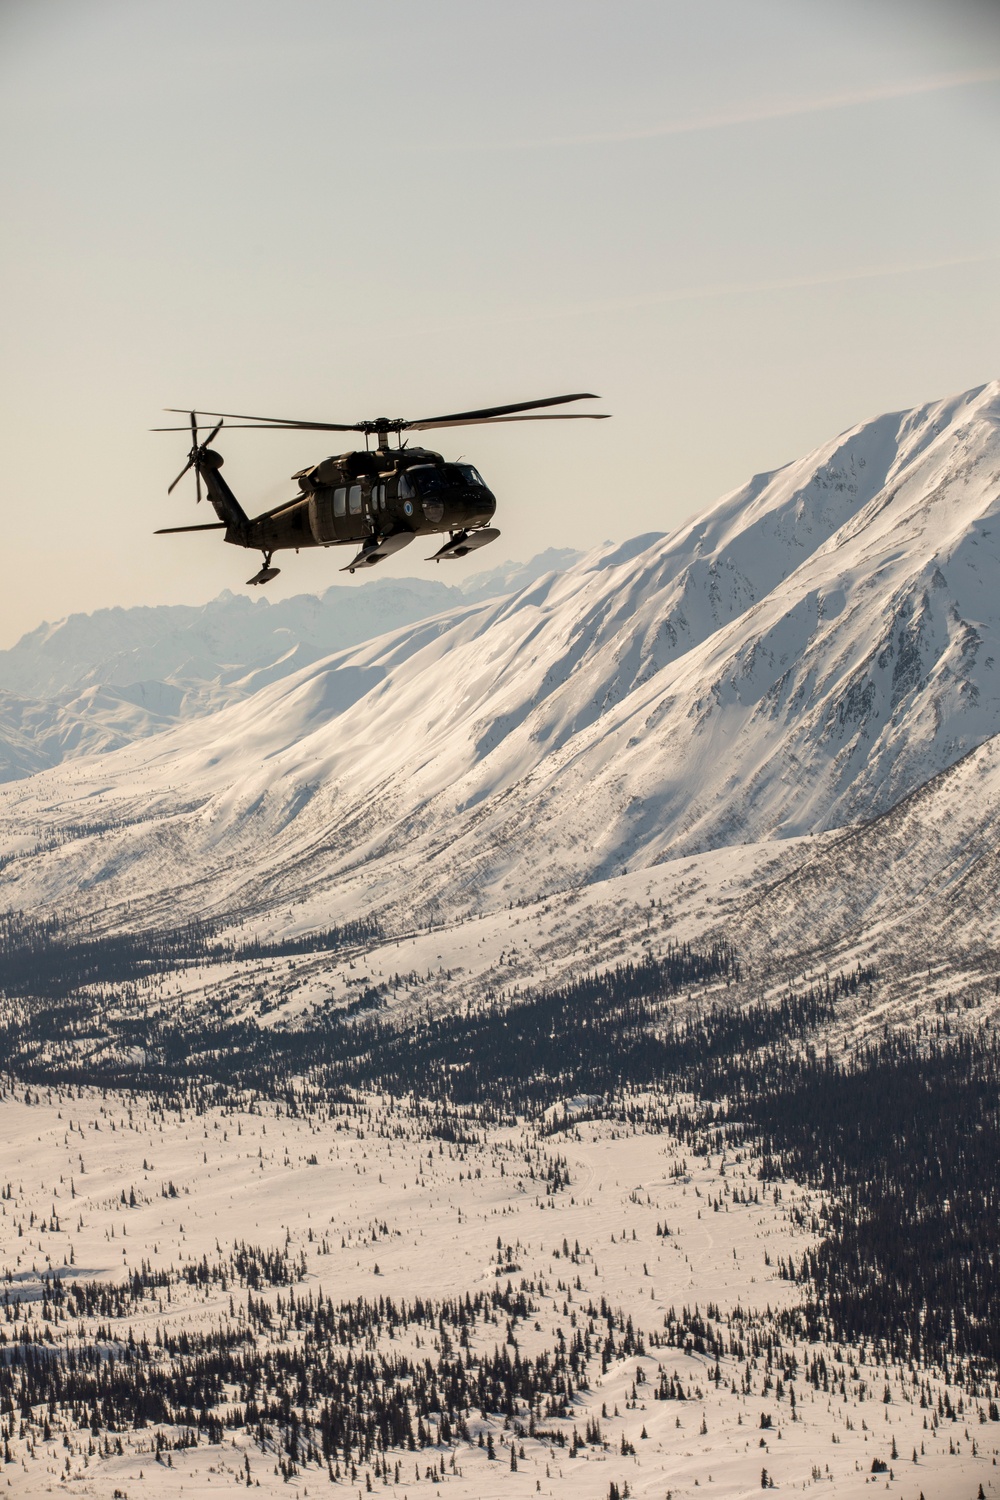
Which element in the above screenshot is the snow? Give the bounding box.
[2,1089,994,1500]
[0,554,582,781]
[3,389,1000,1499]
[2,383,1000,985]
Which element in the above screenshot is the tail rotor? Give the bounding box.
[167,411,223,500]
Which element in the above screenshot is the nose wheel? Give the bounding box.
[247,552,281,586]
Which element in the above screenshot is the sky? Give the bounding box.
[1,0,999,645]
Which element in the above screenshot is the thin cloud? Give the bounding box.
[457,67,1000,153]
[405,251,1000,335]
[568,250,1000,317]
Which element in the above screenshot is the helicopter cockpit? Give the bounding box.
[399,462,495,527]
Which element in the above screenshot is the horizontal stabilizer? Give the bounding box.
[155,522,227,534]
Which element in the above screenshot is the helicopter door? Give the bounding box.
[308,484,348,544]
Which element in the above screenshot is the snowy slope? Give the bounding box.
[0,551,580,779]
[724,729,1000,985]
[0,681,185,780]
[2,383,999,935]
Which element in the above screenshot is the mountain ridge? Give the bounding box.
[1,382,998,996]
[0,549,582,779]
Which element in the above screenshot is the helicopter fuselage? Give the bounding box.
[199,444,498,575]
[293,445,494,546]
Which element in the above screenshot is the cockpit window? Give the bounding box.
[406,463,486,494]
[409,465,449,495]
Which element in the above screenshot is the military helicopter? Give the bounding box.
[154,393,609,585]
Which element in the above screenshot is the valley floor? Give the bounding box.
[1,1089,993,1500]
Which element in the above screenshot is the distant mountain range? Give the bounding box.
[2,383,999,1008]
[0,550,581,780]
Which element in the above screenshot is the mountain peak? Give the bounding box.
[1,385,998,934]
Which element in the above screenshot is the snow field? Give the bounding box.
[1,1089,995,1500]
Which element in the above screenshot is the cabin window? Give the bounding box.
[398,473,415,500]
[375,482,386,511]
[348,483,362,515]
[333,486,347,517]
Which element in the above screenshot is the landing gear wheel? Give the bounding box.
[247,552,281,586]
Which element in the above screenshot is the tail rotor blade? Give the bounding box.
[190,412,202,502]
[167,457,194,495]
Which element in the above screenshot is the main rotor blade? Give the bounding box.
[405,393,600,427]
[409,412,612,432]
[154,522,227,533]
[164,407,360,432]
[152,421,222,432]
[153,422,357,431]
[158,394,604,433]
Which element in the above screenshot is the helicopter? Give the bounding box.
[154,393,610,585]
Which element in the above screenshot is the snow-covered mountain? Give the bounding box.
[0,550,580,779]
[2,384,998,961]
[6,391,999,1500]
